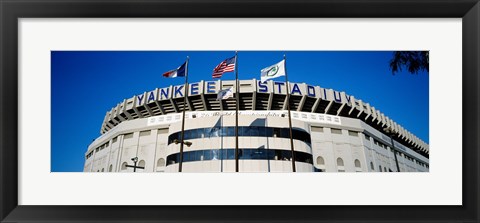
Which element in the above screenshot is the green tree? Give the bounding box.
[389,51,429,75]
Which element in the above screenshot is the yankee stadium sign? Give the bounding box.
[135,79,354,107]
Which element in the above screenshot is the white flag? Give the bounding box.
[216,87,234,101]
[261,59,286,83]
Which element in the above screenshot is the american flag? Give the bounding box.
[212,56,236,78]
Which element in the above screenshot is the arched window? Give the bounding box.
[156,158,165,172]
[379,165,382,172]
[354,159,361,168]
[138,160,146,172]
[121,162,127,170]
[109,164,113,172]
[336,157,345,172]
[354,159,362,172]
[370,162,374,170]
[336,157,344,166]
[317,156,325,165]
[316,156,326,172]
[101,168,104,172]
[384,167,387,172]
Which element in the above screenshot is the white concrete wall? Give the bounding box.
[84,111,428,173]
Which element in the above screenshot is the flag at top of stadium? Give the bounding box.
[212,56,236,78]
[162,61,187,78]
[260,59,286,83]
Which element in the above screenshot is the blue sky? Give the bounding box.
[51,51,429,172]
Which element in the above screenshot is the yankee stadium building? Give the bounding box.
[83,79,429,173]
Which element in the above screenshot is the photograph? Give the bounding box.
[51,51,429,173]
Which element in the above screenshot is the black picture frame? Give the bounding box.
[1,0,479,222]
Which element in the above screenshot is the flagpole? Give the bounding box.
[284,54,296,172]
[178,56,189,172]
[234,51,239,172]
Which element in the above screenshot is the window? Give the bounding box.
[158,128,169,134]
[316,156,326,172]
[273,128,282,137]
[379,165,382,172]
[112,137,117,143]
[121,162,127,170]
[109,164,113,172]
[138,160,146,172]
[370,162,374,170]
[348,131,358,137]
[331,128,342,134]
[354,159,362,172]
[101,168,104,172]
[311,126,324,132]
[337,158,344,166]
[336,157,345,172]
[354,159,361,168]
[124,133,134,139]
[364,134,371,141]
[165,149,313,166]
[317,156,325,165]
[157,158,165,168]
[384,167,387,172]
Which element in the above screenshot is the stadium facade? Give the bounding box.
[83,79,429,173]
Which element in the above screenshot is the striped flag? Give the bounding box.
[162,61,186,78]
[212,56,236,78]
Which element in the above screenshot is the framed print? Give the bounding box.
[1,0,479,222]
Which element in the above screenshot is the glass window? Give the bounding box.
[182,152,190,162]
[281,150,292,161]
[251,149,266,159]
[251,127,260,137]
[311,126,323,132]
[354,159,361,168]
[157,158,165,167]
[189,129,198,139]
[348,131,359,137]
[219,127,226,137]
[139,130,150,137]
[317,156,325,165]
[212,149,220,160]
[227,127,235,136]
[227,149,236,159]
[221,149,228,160]
[265,127,273,137]
[240,149,251,159]
[212,127,220,137]
[273,128,281,137]
[182,130,190,140]
[241,127,251,137]
[195,150,203,161]
[204,150,212,160]
[379,165,382,172]
[281,129,290,138]
[331,128,342,134]
[257,127,266,137]
[267,149,275,160]
[364,134,371,141]
[336,157,344,166]
[370,162,374,170]
[204,128,212,138]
